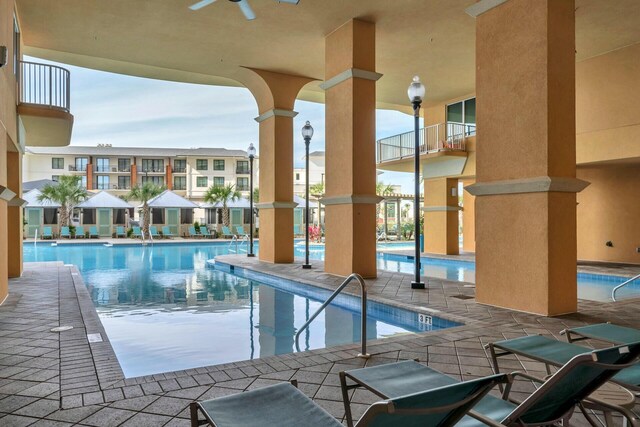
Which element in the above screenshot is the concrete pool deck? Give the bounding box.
[0,259,638,426]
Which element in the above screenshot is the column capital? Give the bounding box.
[254,109,298,123]
[465,176,590,196]
[465,0,508,17]
[320,68,383,91]
[255,201,299,209]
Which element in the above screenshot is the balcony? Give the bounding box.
[173,167,187,173]
[138,166,165,174]
[18,61,74,147]
[236,166,250,174]
[376,122,474,177]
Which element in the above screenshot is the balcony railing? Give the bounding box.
[138,167,165,173]
[19,61,71,112]
[68,165,86,172]
[376,122,475,163]
[93,184,131,190]
[236,166,250,174]
[173,167,187,173]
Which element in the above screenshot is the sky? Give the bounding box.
[33,56,420,193]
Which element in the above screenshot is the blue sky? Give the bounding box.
[35,57,419,193]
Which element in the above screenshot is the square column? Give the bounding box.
[7,150,22,278]
[323,19,382,278]
[423,178,459,255]
[466,0,588,315]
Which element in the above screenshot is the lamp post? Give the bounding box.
[247,143,256,257]
[408,76,425,289]
[301,121,313,269]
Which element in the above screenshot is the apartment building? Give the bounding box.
[293,151,325,196]
[23,145,258,202]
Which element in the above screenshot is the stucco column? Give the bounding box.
[423,178,459,255]
[237,68,314,263]
[322,19,382,278]
[7,150,22,278]
[466,0,588,316]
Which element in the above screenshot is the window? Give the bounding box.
[82,209,95,225]
[181,209,193,224]
[174,159,186,173]
[213,159,225,171]
[43,208,58,225]
[118,158,131,172]
[96,175,110,190]
[113,209,126,225]
[81,176,87,189]
[196,159,208,171]
[446,97,476,137]
[243,208,252,224]
[52,158,64,170]
[296,173,300,181]
[196,177,208,188]
[213,177,225,188]
[13,16,20,77]
[117,176,131,190]
[51,175,60,182]
[96,158,110,172]
[142,159,164,172]
[142,176,164,185]
[237,177,249,191]
[75,157,88,172]
[151,208,164,225]
[174,176,186,190]
[236,160,249,174]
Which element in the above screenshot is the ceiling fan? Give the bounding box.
[189,0,300,21]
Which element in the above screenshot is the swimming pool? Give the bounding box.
[23,242,459,377]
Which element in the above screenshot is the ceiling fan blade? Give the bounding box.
[189,0,217,11]
[237,0,256,20]
[277,0,300,4]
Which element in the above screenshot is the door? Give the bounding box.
[166,208,179,235]
[26,208,41,238]
[97,209,111,237]
[230,209,242,228]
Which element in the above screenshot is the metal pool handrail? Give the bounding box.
[611,273,640,301]
[294,273,370,358]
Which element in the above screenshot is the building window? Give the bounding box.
[96,175,110,190]
[142,176,164,185]
[51,158,64,170]
[118,158,131,172]
[295,173,300,181]
[96,158,110,172]
[181,209,193,224]
[51,175,60,182]
[75,157,88,172]
[174,176,186,190]
[81,176,87,189]
[213,159,225,171]
[236,160,249,174]
[117,176,131,190]
[213,177,225,188]
[43,208,58,225]
[196,159,208,171]
[196,177,208,188]
[141,159,164,172]
[446,97,476,137]
[237,177,249,191]
[174,159,186,173]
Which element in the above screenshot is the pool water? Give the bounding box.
[23,243,459,377]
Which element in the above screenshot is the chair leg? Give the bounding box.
[340,372,354,427]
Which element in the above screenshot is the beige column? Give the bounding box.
[466,0,587,316]
[7,149,22,278]
[323,19,381,278]
[423,178,459,255]
[236,69,313,263]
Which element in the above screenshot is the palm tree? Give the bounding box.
[375,181,394,224]
[251,187,259,203]
[309,182,324,196]
[126,182,165,234]
[38,175,87,227]
[204,184,241,227]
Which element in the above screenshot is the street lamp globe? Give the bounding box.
[407,76,426,104]
[301,121,314,140]
[247,143,256,159]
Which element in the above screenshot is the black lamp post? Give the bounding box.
[301,121,313,269]
[408,76,425,289]
[247,143,256,257]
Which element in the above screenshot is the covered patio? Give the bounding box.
[22,189,61,238]
[76,191,134,238]
[146,190,199,237]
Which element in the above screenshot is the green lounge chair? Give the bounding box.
[60,226,72,239]
[190,374,508,427]
[188,226,200,238]
[561,322,640,345]
[75,225,86,239]
[235,225,245,235]
[41,226,53,239]
[200,226,213,239]
[161,226,174,239]
[220,226,234,238]
[149,226,160,239]
[131,226,142,239]
[88,226,99,238]
[342,343,640,427]
[115,226,126,238]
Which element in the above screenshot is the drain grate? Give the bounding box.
[452,294,474,300]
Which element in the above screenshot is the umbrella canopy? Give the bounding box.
[23,189,61,208]
[146,190,199,209]
[76,191,134,209]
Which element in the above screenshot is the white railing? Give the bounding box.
[376,122,475,163]
[19,61,71,112]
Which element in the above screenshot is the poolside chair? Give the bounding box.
[190,374,508,427]
[75,225,86,239]
[131,226,142,239]
[561,322,640,345]
[149,226,160,239]
[60,226,72,239]
[88,226,99,238]
[162,226,174,239]
[200,226,213,239]
[341,343,640,427]
[235,225,245,236]
[188,226,200,238]
[220,226,234,238]
[115,226,126,238]
[42,226,53,239]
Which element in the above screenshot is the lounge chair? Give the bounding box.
[200,226,213,239]
[190,374,508,427]
[115,226,126,238]
[220,226,234,238]
[341,343,640,427]
[161,226,174,239]
[561,322,640,345]
[188,226,200,238]
[131,226,142,239]
[60,226,72,239]
[75,225,86,239]
[235,225,245,235]
[88,226,99,238]
[149,226,160,239]
[41,226,53,239]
